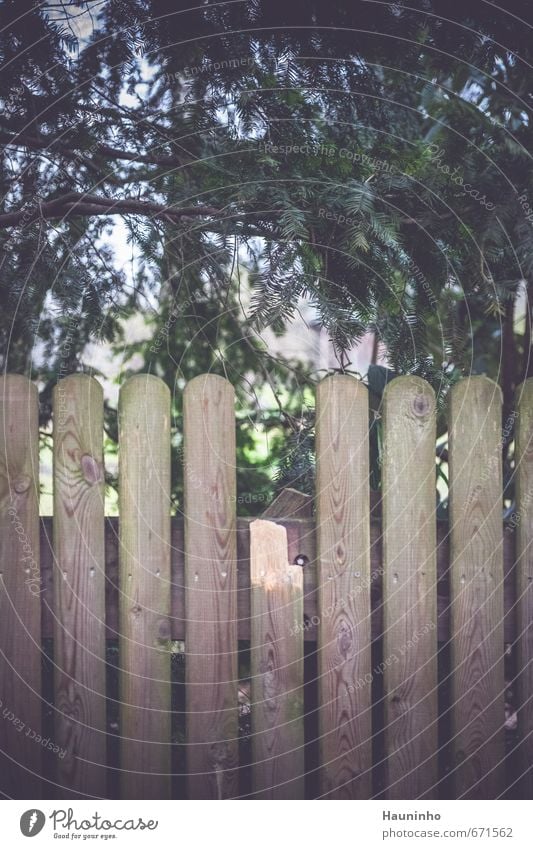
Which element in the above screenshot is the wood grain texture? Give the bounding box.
[0,374,41,798]
[448,376,505,799]
[184,374,238,799]
[316,375,372,799]
[118,374,171,799]
[262,487,313,519]
[382,376,438,799]
[39,517,518,648]
[53,374,106,797]
[514,378,533,797]
[250,519,304,798]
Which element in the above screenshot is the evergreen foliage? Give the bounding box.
[1,1,531,509]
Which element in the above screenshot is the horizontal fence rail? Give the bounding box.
[0,372,531,800]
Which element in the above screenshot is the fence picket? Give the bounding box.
[53,374,107,797]
[0,374,41,798]
[515,378,533,797]
[448,376,504,798]
[0,369,523,800]
[184,374,238,799]
[382,376,438,798]
[316,375,372,799]
[118,375,171,799]
[250,519,304,798]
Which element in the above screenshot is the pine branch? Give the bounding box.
[0,129,190,168]
[0,192,222,229]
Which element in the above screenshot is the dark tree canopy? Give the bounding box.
[1,0,532,508]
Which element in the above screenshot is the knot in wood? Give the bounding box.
[131,603,142,617]
[209,741,229,769]
[13,474,31,494]
[412,392,431,418]
[390,693,408,715]
[81,453,103,485]
[337,623,353,658]
[262,656,280,706]
[335,543,346,567]
[157,618,171,641]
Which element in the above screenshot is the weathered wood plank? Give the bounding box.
[316,375,372,799]
[53,374,107,797]
[0,374,41,798]
[448,376,505,798]
[514,378,533,797]
[184,374,238,799]
[118,374,171,799]
[250,519,304,798]
[382,376,438,799]
[262,487,313,519]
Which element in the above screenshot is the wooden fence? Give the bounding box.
[0,371,532,800]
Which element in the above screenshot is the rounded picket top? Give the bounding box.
[515,379,533,470]
[316,371,368,399]
[118,372,171,518]
[316,372,368,433]
[315,374,368,436]
[119,371,170,410]
[448,375,502,449]
[183,372,235,406]
[53,374,104,489]
[0,374,39,436]
[382,374,436,423]
[0,372,38,398]
[0,374,39,500]
[516,377,533,408]
[118,373,171,463]
[183,373,236,489]
[54,371,102,392]
[183,375,235,464]
[448,374,502,409]
[53,373,103,429]
[512,379,533,463]
[514,376,533,479]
